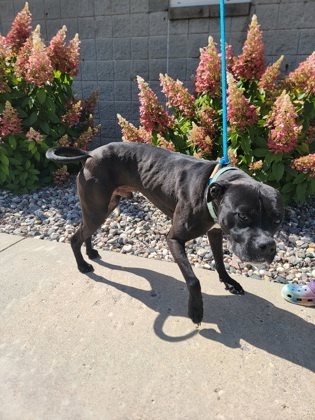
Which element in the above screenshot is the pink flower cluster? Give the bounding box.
[26,127,43,142]
[291,154,315,178]
[15,25,54,87]
[0,101,23,137]
[74,126,100,150]
[53,165,69,185]
[195,37,221,96]
[6,2,31,54]
[117,114,152,143]
[82,90,100,115]
[286,52,315,96]
[227,73,258,130]
[0,36,11,94]
[156,134,175,151]
[48,27,80,77]
[160,74,195,118]
[233,15,265,80]
[196,104,217,138]
[188,122,213,156]
[10,10,80,87]
[58,135,70,147]
[62,100,82,127]
[265,91,301,153]
[258,56,283,94]
[137,76,173,133]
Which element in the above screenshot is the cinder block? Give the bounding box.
[254,4,279,30]
[97,60,115,80]
[96,38,113,60]
[43,0,60,19]
[77,17,96,39]
[149,59,168,81]
[112,15,131,37]
[130,13,149,37]
[131,60,149,81]
[77,0,95,18]
[94,0,112,16]
[166,58,187,81]
[168,35,188,58]
[149,11,168,36]
[114,60,132,80]
[169,19,189,35]
[82,81,99,97]
[98,81,115,102]
[114,81,132,101]
[60,0,78,18]
[189,18,210,34]
[113,38,131,60]
[95,16,113,38]
[298,30,315,55]
[148,0,168,13]
[186,58,199,83]
[278,3,305,30]
[111,0,130,15]
[303,2,315,29]
[99,101,117,120]
[131,37,149,60]
[263,30,300,56]
[81,60,98,81]
[115,101,132,121]
[80,39,97,61]
[61,19,79,38]
[131,0,149,13]
[149,36,168,59]
[187,34,209,58]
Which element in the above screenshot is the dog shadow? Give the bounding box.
[87,259,315,373]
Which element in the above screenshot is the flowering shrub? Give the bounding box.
[0,3,99,192]
[118,15,315,204]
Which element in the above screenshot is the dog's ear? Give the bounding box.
[207,182,226,202]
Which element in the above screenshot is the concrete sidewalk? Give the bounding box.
[0,232,314,420]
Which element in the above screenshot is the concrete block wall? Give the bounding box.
[0,0,314,146]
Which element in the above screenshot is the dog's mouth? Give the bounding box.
[228,239,276,265]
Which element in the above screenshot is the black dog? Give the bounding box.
[46,143,284,324]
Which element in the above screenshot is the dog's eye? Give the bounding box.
[238,213,248,221]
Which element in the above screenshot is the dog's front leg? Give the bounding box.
[167,232,203,324]
[207,227,244,295]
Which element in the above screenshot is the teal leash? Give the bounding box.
[207,0,236,221]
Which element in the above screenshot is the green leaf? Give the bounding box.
[36,89,47,104]
[281,183,295,194]
[39,121,51,134]
[28,141,37,152]
[293,173,307,184]
[8,135,17,150]
[272,162,285,182]
[0,153,9,166]
[253,148,267,157]
[23,111,38,127]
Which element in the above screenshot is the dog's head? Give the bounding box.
[208,178,284,264]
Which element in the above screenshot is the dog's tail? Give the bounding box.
[46,147,92,164]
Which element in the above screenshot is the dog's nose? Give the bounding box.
[258,237,276,259]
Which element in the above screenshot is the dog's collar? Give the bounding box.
[207,166,239,222]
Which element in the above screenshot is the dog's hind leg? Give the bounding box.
[84,194,121,260]
[71,190,121,273]
[207,227,244,295]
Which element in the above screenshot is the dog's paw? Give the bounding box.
[224,282,245,295]
[87,249,100,260]
[78,262,94,273]
[188,299,204,325]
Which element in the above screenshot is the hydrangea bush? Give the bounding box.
[118,15,315,204]
[0,3,99,192]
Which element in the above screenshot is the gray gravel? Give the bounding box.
[1,177,314,284]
